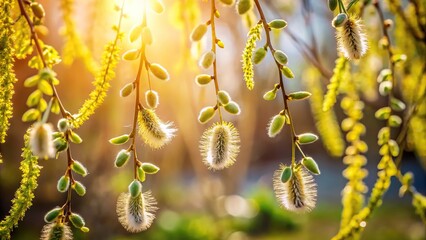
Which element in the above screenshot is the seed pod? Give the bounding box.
[273,50,288,65]
[120,83,135,97]
[224,101,241,115]
[31,2,45,19]
[145,90,159,109]
[142,27,153,45]
[288,91,311,100]
[190,24,208,42]
[281,166,292,183]
[281,66,294,78]
[263,89,277,101]
[72,181,86,196]
[57,118,69,132]
[220,0,235,5]
[217,90,231,105]
[141,163,160,174]
[268,114,286,138]
[71,161,88,177]
[332,13,348,28]
[129,24,143,43]
[115,150,131,167]
[109,134,130,145]
[57,175,70,193]
[129,180,142,198]
[375,107,391,120]
[195,74,213,86]
[253,48,267,64]
[237,0,252,15]
[54,137,68,152]
[388,115,402,127]
[148,0,165,14]
[69,131,83,144]
[149,63,170,80]
[268,19,287,29]
[137,167,146,182]
[302,157,321,175]
[122,49,140,61]
[44,207,62,223]
[69,213,85,228]
[199,51,215,69]
[390,98,406,111]
[379,81,392,96]
[198,106,216,124]
[297,133,319,145]
[328,0,337,11]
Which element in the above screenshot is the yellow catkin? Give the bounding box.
[323,56,348,112]
[242,23,262,90]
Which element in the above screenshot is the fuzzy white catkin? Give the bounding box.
[337,17,368,60]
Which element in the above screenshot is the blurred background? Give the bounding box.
[1,0,425,239]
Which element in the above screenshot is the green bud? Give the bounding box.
[52,131,63,139]
[150,63,170,81]
[217,90,231,105]
[148,0,165,14]
[57,118,69,132]
[145,90,159,109]
[403,172,414,186]
[388,139,399,157]
[195,74,213,86]
[253,48,267,64]
[57,175,70,193]
[216,39,225,48]
[129,24,143,43]
[390,98,406,111]
[377,69,392,82]
[391,54,407,64]
[332,13,348,28]
[115,150,131,167]
[280,166,292,183]
[379,81,392,96]
[24,75,39,88]
[26,90,42,107]
[198,106,216,124]
[268,114,286,138]
[263,89,277,101]
[190,24,208,42]
[81,227,90,233]
[54,137,68,152]
[142,27,153,45]
[288,91,311,100]
[388,115,402,127]
[302,157,321,175]
[268,19,287,29]
[219,0,235,5]
[137,167,146,182]
[281,66,295,78]
[297,133,319,144]
[72,181,86,196]
[22,108,40,122]
[129,180,142,198]
[37,81,53,96]
[71,161,88,177]
[141,163,160,174]
[69,213,85,228]
[69,131,83,144]
[109,134,130,145]
[375,107,391,120]
[237,0,253,15]
[44,207,62,223]
[224,101,241,115]
[328,0,337,11]
[122,49,140,61]
[200,51,215,69]
[273,50,288,65]
[31,2,45,19]
[120,83,135,97]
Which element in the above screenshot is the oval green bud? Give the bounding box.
[22,108,40,122]
[220,0,235,5]
[142,27,153,45]
[109,134,130,145]
[288,91,311,100]
[69,131,83,144]
[216,39,225,48]
[302,157,321,175]
[148,0,165,14]
[190,24,208,42]
[200,51,215,69]
[31,2,45,19]
[268,19,287,29]
[297,133,319,144]
[217,90,231,105]
[150,63,170,80]
[281,166,292,183]
[195,74,213,86]
[253,48,267,64]
[69,213,85,228]
[332,13,348,28]
[198,106,216,124]
[57,118,69,132]
[224,101,241,115]
[115,150,131,167]
[44,207,62,223]
[388,115,402,127]
[237,0,252,15]
[38,79,53,96]
[120,82,134,97]
[137,167,146,182]
[268,114,285,138]
[54,137,68,152]
[122,49,140,61]
[388,139,399,157]
[375,107,391,120]
[391,54,407,64]
[379,81,392,96]
[142,163,160,174]
[72,181,86,196]
[52,132,63,139]
[57,175,70,193]
[377,69,392,82]
[129,24,143,43]
[71,161,88,177]
[281,66,294,78]
[26,90,42,107]
[145,90,159,109]
[273,50,288,65]
[263,89,277,101]
[129,180,142,198]
[390,98,406,111]
[81,227,90,233]
[328,0,337,11]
